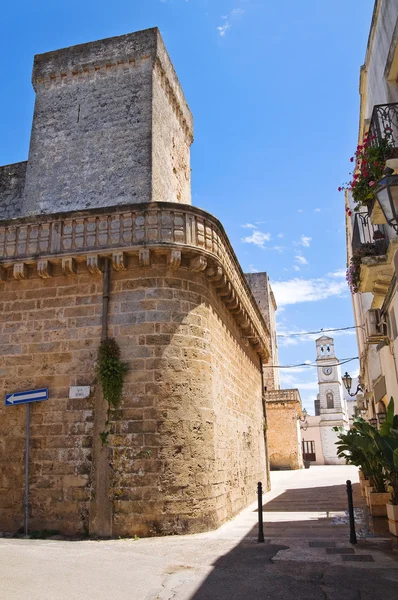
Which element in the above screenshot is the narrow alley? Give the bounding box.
[1,466,397,600]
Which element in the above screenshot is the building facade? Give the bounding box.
[301,337,349,465]
[0,29,272,537]
[346,0,398,424]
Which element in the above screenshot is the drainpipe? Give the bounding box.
[101,257,110,340]
[89,255,112,537]
[260,356,270,490]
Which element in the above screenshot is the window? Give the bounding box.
[326,392,334,409]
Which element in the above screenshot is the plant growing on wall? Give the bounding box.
[97,338,128,445]
[346,243,382,293]
[339,130,394,210]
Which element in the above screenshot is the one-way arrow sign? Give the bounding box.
[5,388,48,406]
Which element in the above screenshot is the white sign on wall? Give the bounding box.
[69,386,91,399]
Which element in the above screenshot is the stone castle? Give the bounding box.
[0,28,300,537]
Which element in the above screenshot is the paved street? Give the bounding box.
[1,465,398,599]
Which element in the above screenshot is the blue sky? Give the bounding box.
[0,0,375,412]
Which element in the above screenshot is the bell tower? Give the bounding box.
[315,336,349,464]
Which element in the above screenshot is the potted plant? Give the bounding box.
[372,398,398,534]
[334,420,389,516]
[339,130,394,213]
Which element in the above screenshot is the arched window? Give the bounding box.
[326,392,334,409]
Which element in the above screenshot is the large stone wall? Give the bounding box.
[0,258,267,536]
[0,162,27,221]
[245,272,280,391]
[264,393,303,470]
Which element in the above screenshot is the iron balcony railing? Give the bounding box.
[352,212,388,256]
[368,102,398,154]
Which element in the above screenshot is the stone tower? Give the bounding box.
[315,336,349,464]
[21,28,193,217]
[0,29,271,537]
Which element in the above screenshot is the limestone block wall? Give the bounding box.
[0,162,27,220]
[265,396,303,470]
[0,260,266,536]
[0,270,99,534]
[245,272,280,391]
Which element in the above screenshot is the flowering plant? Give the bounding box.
[346,243,382,293]
[339,130,393,211]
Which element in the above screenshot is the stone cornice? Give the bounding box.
[0,202,270,360]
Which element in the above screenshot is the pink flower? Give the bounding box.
[369,181,375,187]
[338,187,342,192]
[348,210,352,216]
[350,157,354,162]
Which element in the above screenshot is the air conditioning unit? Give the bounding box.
[365,309,388,344]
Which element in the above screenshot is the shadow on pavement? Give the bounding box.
[189,483,398,600]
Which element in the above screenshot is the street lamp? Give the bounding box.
[342,372,364,397]
[298,408,308,431]
[374,167,398,233]
[369,417,378,428]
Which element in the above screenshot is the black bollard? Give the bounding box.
[257,481,265,543]
[346,480,357,545]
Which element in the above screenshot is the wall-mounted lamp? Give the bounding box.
[368,417,378,428]
[374,167,398,233]
[298,408,308,431]
[342,372,364,397]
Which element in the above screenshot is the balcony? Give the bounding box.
[352,213,398,306]
[368,103,398,223]
[368,102,398,154]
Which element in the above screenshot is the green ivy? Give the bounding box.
[97,338,128,445]
[97,338,128,409]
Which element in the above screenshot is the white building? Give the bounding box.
[301,336,350,465]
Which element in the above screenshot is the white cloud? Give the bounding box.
[248,264,259,273]
[217,7,245,36]
[217,22,231,36]
[277,233,284,239]
[298,235,312,247]
[277,324,356,348]
[271,276,347,307]
[314,208,321,212]
[328,269,346,279]
[297,209,304,213]
[241,230,271,248]
[231,8,245,17]
[295,255,308,265]
[293,265,300,272]
[241,223,257,229]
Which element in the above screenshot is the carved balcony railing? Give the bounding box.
[351,213,388,256]
[368,102,398,155]
[0,202,271,360]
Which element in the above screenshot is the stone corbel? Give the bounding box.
[217,281,232,298]
[37,259,52,279]
[138,248,151,267]
[62,257,77,276]
[168,249,181,269]
[112,251,127,271]
[205,265,224,282]
[190,255,207,272]
[87,255,103,275]
[13,263,27,280]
